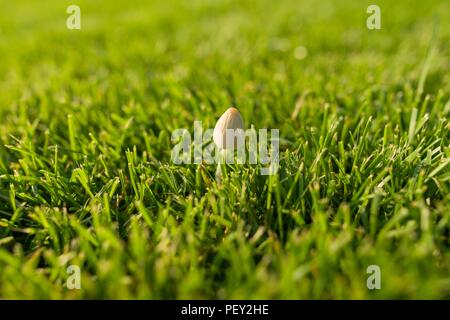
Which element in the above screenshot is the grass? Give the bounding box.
[0,0,449,299]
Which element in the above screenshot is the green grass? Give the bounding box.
[0,0,449,299]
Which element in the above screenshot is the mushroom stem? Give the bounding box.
[215,149,227,184]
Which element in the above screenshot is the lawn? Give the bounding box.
[0,0,449,299]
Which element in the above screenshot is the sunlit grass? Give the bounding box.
[0,0,449,299]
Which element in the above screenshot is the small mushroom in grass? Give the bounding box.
[213,107,244,183]
[213,107,244,149]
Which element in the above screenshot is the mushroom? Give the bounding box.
[213,107,244,183]
[213,107,244,150]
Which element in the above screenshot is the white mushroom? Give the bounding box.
[213,107,244,183]
[213,107,244,150]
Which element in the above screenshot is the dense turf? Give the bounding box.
[0,0,449,299]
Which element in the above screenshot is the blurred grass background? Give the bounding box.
[0,0,449,299]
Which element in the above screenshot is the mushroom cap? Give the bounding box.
[213,107,244,150]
